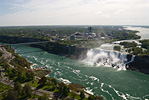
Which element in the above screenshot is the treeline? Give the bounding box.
[1,82,38,100]
[106,30,141,40]
[4,46,32,68]
[0,25,89,35]
[120,41,137,48]
[0,36,46,44]
[119,40,149,56]
[29,76,104,100]
[140,39,149,50]
[5,67,34,83]
[113,46,121,51]
[0,46,34,83]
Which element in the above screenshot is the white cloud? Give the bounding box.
[96,11,103,14]
[0,0,149,26]
[114,10,125,14]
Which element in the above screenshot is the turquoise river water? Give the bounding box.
[2,26,149,100]
[10,44,149,100]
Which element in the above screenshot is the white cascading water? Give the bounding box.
[83,44,135,70]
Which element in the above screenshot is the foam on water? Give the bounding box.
[100,83,115,100]
[33,56,38,61]
[58,78,71,84]
[83,42,135,70]
[84,87,94,95]
[89,76,99,82]
[83,48,128,70]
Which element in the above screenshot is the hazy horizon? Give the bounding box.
[0,0,149,26]
[1,25,149,27]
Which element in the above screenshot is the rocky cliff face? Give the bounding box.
[0,36,88,59]
[30,42,89,60]
[127,55,149,74]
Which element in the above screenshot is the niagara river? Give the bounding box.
[9,26,149,100]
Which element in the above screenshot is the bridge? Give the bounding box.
[0,41,51,47]
[0,40,72,55]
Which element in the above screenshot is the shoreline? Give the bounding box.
[30,63,37,69]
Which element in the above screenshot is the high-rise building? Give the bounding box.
[88,26,92,33]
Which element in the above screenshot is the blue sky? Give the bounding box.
[0,0,149,26]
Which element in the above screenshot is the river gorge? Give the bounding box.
[1,26,149,100]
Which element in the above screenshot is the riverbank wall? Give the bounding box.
[0,36,89,59]
[127,55,149,74]
[30,42,89,60]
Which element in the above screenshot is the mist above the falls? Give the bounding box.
[82,43,135,71]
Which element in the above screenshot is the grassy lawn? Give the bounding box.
[68,92,88,100]
[30,94,41,99]
[41,85,56,92]
[34,70,51,77]
[29,79,57,92]
[75,95,81,99]
[28,80,40,88]
[41,85,49,90]
[68,92,81,100]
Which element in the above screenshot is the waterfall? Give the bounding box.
[83,48,135,70]
[126,55,135,64]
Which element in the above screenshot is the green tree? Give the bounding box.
[4,90,18,100]
[8,68,17,79]
[22,84,32,98]
[113,46,121,51]
[57,82,65,95]
[25,71,34,81]
[63,85,70,96]
[1,62,10,70]
[50,78,57,85]
[38,76,47,86]
[14,82,23,95]
[70,92,77,99]
[0,51,3,56]
[88,95,94,100]
[1,92,7,100]
[80,91,85,100]
[52,97,58,100]
[40,94,49,100]
[16,72,26,83]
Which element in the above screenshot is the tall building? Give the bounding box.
[88,26,92,33]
